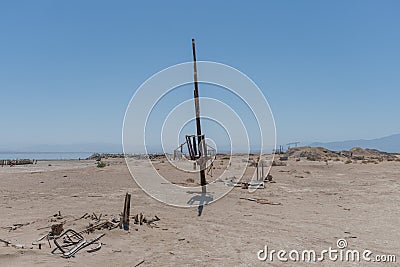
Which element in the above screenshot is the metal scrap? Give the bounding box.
[51,229,105,258]
[62,233,105,258]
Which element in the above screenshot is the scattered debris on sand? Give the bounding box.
[0,193,161,260]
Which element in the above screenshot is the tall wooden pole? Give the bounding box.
[192,38,206,186]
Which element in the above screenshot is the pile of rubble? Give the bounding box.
[285,147,339,161]
[0,193,160,259]
[343,147,397,160]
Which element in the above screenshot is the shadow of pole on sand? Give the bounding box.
[187,186,213,216]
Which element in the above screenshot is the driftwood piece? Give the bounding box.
[37,225,52,231]
[32,233,52,249]
[2,222,31,232]
[81,221,118,234]
[111,214,120,223]
[134,260,145,267]
[0,238,11,246]
[139,213,143,225]
[240,197,282,205]
[134,213,143,225]
[133,214,160,228]
[47,235,52,248]
[145,215,160,225]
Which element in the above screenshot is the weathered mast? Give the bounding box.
[192,38,206,186]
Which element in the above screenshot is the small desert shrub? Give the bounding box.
[97,161,106,168]
[221,156,230,160]
[186,178,195,183]
[344,159,352,164]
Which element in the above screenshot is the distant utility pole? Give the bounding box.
[192,38,206,186]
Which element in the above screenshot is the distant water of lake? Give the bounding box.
[0,152,94,160]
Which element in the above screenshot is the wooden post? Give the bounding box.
[261,162,264,181]
[192,39,206,186]
[256,162,259,181]
[121,193,131,231]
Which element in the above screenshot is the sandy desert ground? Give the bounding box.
[0,156,399,266]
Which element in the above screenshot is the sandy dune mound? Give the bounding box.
[347,147,396,159]
[286,146,397,161]
[285,146,338,161]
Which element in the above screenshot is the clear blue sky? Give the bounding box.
[0,1,399,151]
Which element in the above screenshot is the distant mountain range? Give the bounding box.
[309,133,400,153]
[2,134,399,153]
